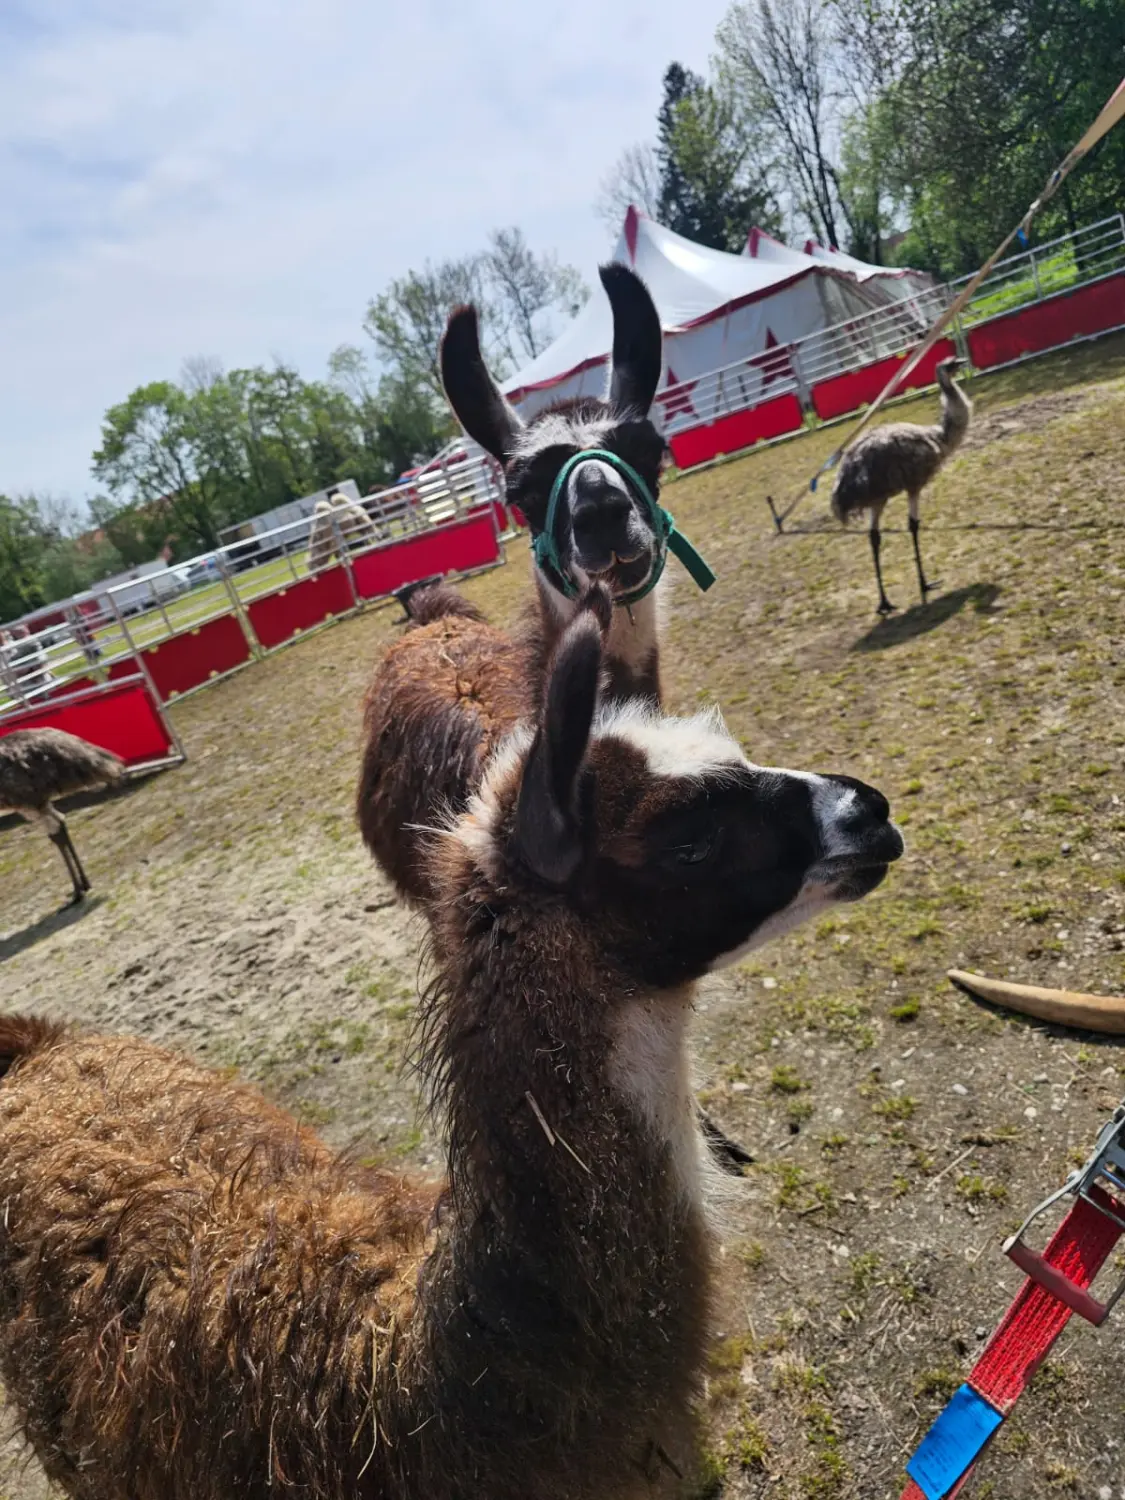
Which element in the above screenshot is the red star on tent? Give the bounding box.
[656,366,696,419]
[752,329,795,390]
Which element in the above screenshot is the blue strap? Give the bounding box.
[906,1385,1004,1499]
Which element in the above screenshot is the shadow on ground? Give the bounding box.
[851,582,1001,652]
[0,895,104,965]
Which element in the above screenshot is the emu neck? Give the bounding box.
[938,377,972,453]
[408,916,711,1498]
[532,564,662,705]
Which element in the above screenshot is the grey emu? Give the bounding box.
[831,355,973,614]
[0,728,124,903]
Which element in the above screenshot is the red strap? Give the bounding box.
[900,1187,1122,1500]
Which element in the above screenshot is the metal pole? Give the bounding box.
[215,548,260,659]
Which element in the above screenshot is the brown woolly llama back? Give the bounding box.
[0,594,903,1500]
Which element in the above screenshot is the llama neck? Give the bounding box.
[403,924,712,1497]
[938,378,972,453]
[532,563,662,705]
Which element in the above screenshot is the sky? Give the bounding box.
[0,0,733,507]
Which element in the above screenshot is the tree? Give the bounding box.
[92,383,222,553]
[656,64,706,235]
[0,496,49,620]
[716,0,852,250]
[596,143,662,234]
[484,227,589,366]
[373,375,454,478]
[364,257,491,399]
[664,77,781,250]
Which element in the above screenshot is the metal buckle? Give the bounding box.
[1002,1103,1125,1325]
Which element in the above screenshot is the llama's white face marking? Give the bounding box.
[510,411,621,461]
[597,700,748,780]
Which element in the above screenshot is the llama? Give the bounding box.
[0,593,903,1500]
[358,265,755,1170]
[0,728,124,903]
[308,491,378,573]
[358,262,668,907]
[831,355,972,614]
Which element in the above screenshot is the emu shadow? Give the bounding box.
[0,895,104,964]
[851,582,1000,654]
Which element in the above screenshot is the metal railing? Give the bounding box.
[660,213,1125,437]
[1,449,506,716]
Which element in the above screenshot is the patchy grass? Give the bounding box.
[4,334,1125,1498]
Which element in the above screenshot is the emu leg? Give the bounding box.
[907,493,940,601]
[868,513,896,615]
[697,1106,755,1174]
[46,811,88,903]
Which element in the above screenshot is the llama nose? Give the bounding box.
[831,775,890,828]
[817,774,903,863]
[570,465,634,563]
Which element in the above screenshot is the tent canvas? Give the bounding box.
[502,208,922,425]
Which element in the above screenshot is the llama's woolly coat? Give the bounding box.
[0,1020,438,1500]
[0,729,124,814]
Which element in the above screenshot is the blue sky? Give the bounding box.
[0,0,731,506]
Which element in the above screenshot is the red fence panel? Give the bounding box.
[139,614,253,700]
[811,339,957,422]
[246,566,354,651]
[967,273,1125,370]
[668,393,805,470]
[0,679,175,768]
[351,513,500,602]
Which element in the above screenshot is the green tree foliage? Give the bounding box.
[611,1,1123,273]
[664,75,781,250]
[89,354,454,563]
[363,230,589,392]
[0,497,49,620]
[875,0,1125,274]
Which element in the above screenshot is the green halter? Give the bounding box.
[532,448,716,607]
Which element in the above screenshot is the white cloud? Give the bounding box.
[0,0,730,503]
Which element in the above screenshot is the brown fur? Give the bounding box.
[357,576,659,904]
[0,604,902,1500]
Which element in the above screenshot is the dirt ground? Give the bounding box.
[3,332,1125,1499]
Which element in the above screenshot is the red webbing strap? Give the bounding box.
[900,1187,1122,1500]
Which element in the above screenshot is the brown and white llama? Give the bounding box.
[358,262,671,907]
[0,593,903,1500]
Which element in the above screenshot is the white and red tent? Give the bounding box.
[797,235,934,304]
[502,208,918,422]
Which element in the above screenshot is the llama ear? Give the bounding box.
[441,305,524,462]
[511,605,605,886]
[601,264,663,418]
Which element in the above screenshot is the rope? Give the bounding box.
[768,74,1125,533]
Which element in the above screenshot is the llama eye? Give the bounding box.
[668,831,718,866]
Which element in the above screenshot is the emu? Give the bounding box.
[832,356,972,614]
[0,728,123,904]
[0,593,902,1500]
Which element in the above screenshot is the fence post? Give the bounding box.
[215,549,261,660]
